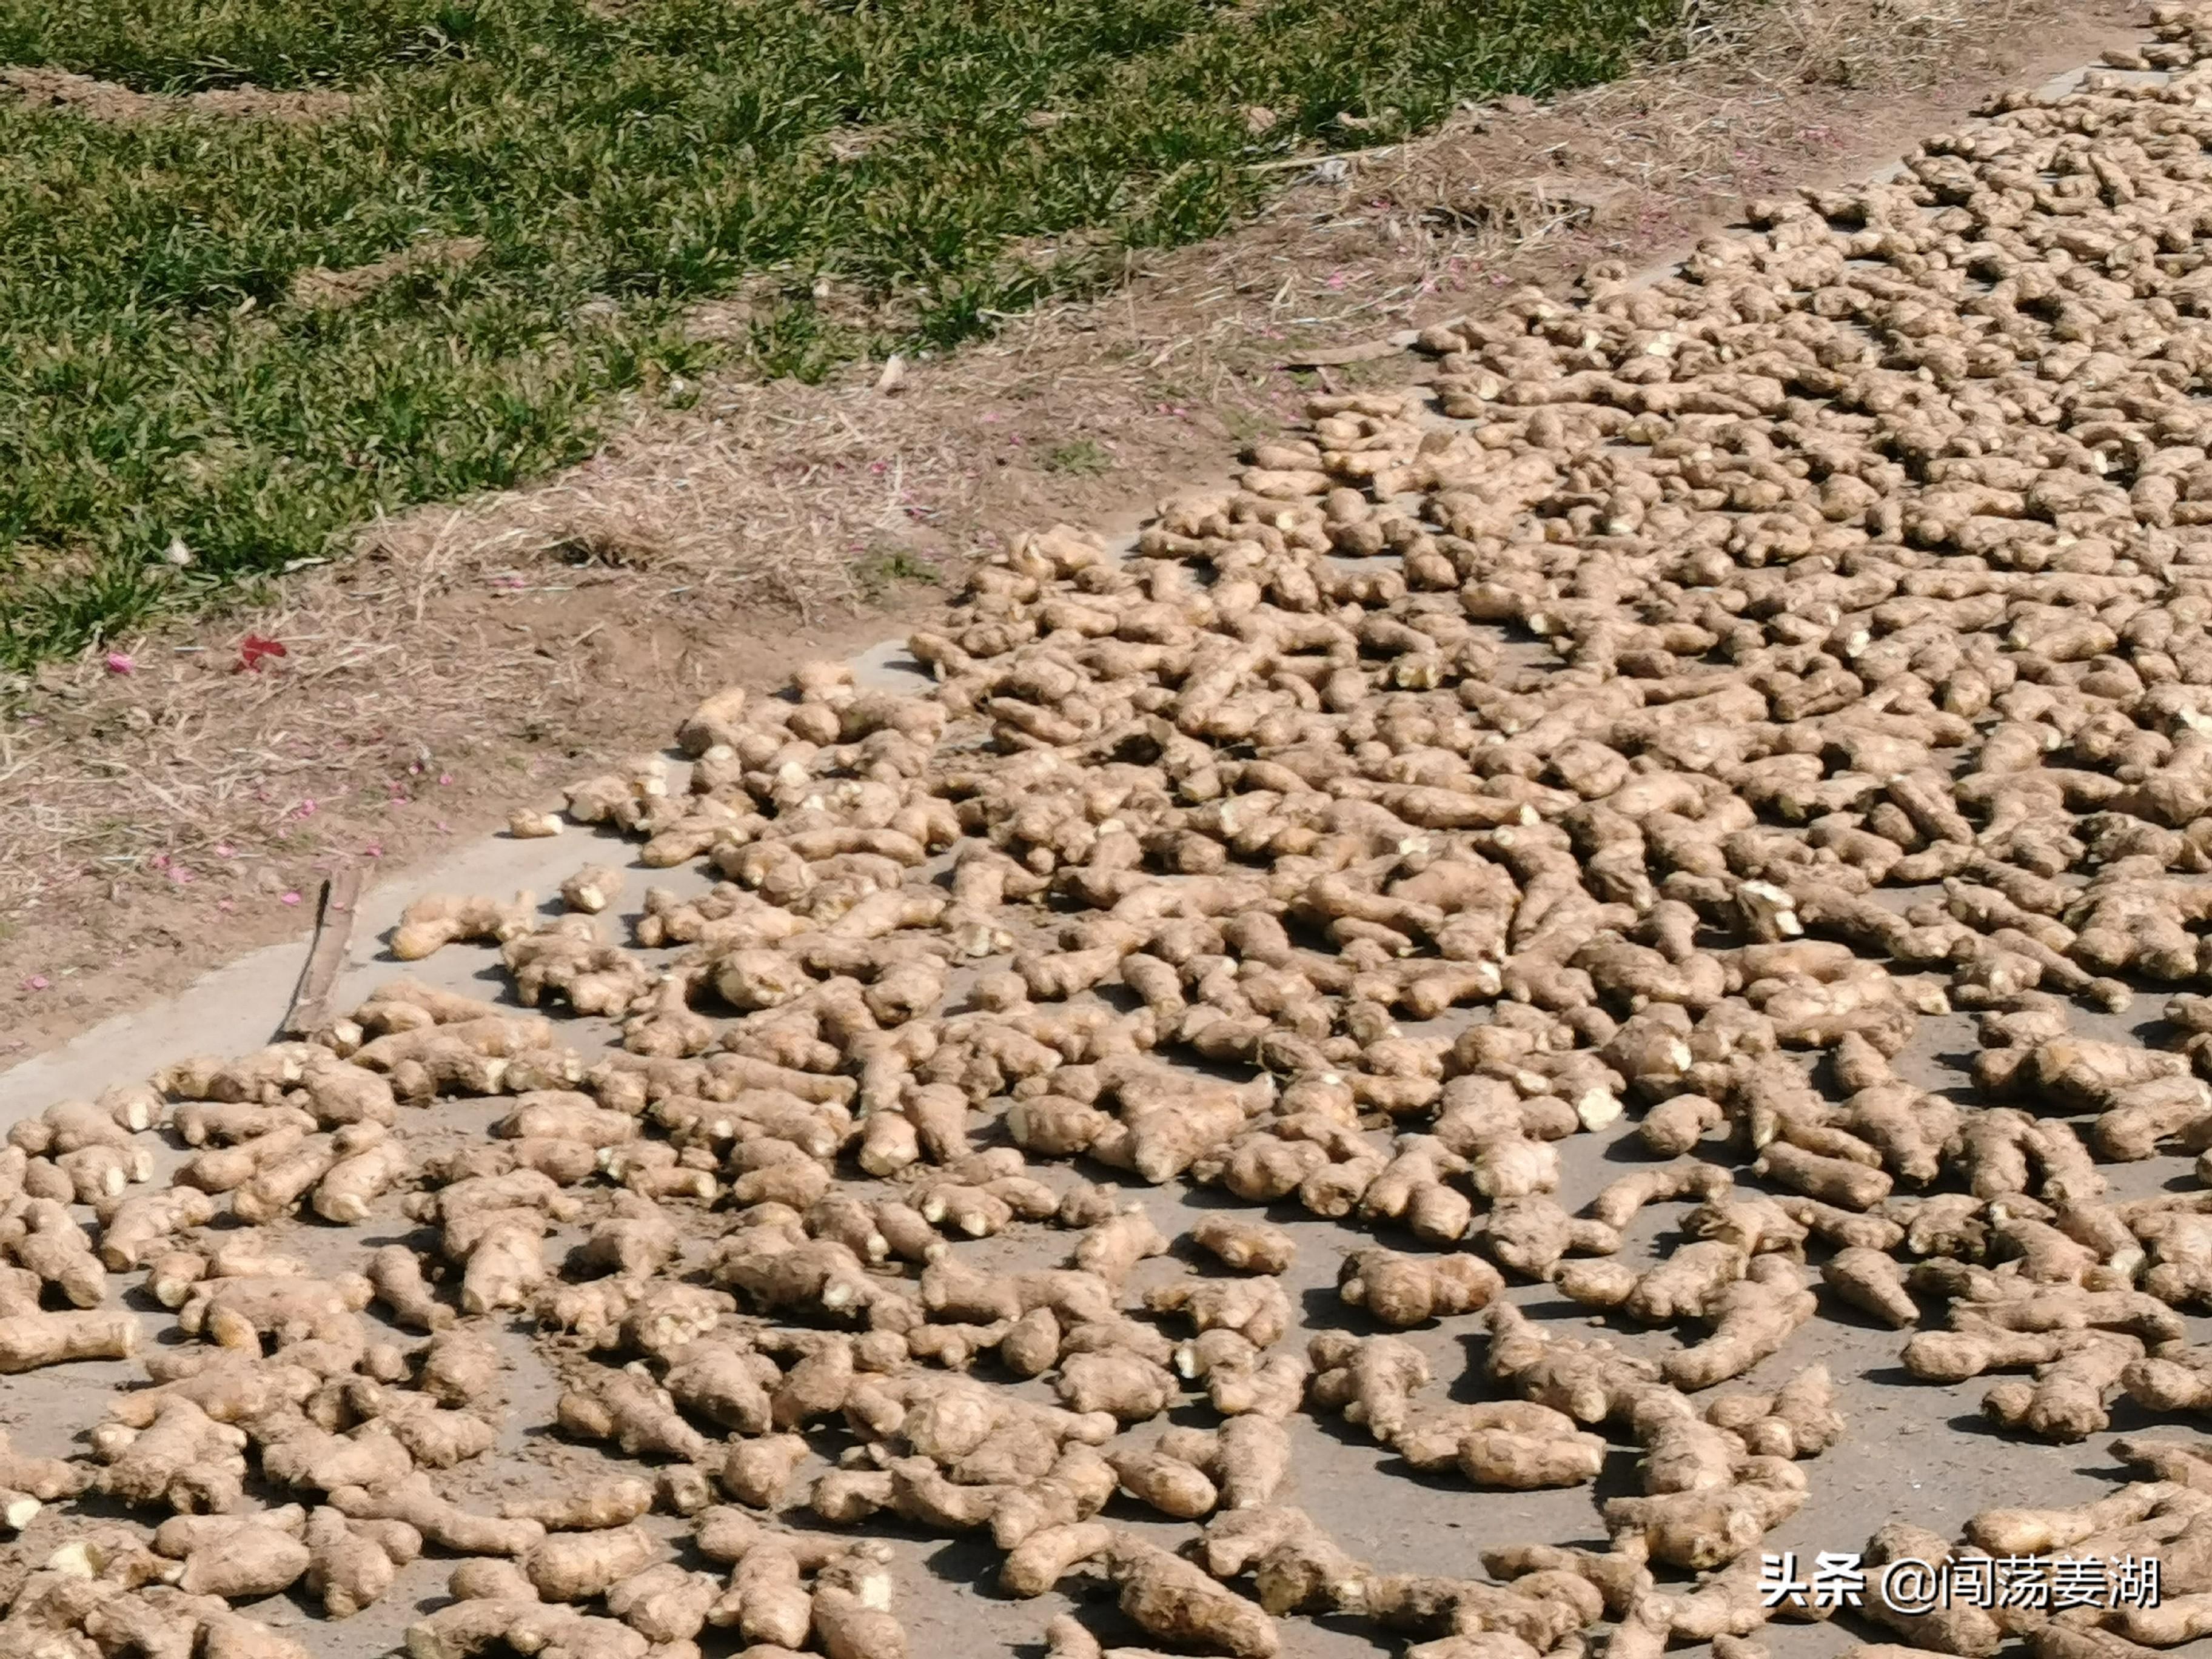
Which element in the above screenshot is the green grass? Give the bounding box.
[0,0,1681,667]
[1044,438,1114,476]
[855,546,940,598]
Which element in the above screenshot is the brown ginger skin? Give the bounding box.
[1337,1248,1503,1327]
[1190,1215,1298,1275]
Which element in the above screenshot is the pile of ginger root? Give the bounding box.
[33,16,2212,1659]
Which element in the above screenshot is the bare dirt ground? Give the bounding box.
[0,66,354,122]
[0,0,2145,1065]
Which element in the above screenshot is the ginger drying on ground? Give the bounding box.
[48,32,2212,1658]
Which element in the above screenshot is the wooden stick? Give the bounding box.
[281,863,364,1037]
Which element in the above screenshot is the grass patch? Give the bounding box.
[0,0,1681,667]
[1043,438,1114,476]
[854,546,940,598]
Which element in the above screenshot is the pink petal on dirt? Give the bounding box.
[438,774,453,786]
[168,868,194,885]
[295,799,317,819]
[217,899,235,912]
[24,976,47,991]
[280,891,301,906]
[104,652,135,675]
[236,633,287,672]
[213,843,236,858]
[363,842,383,858]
